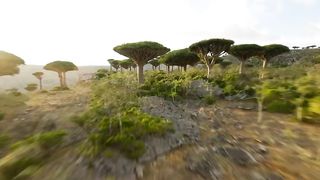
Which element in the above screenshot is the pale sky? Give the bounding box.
[0,0,319,66]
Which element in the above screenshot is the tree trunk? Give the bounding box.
[297,106,303,121]
[120,67,123,72]
[171,66,174,71]
[39,78,43,90]
[184,65,187,71]
[137,63,144,84]
[158,65,161,70]
[58,72,63,88]
[109,66,112,71]
[152,66,154,70]
[178,66,180,71]
[167,65,170,73]
[262,60,267,69]
[260,59,267,79]
[206,65,211,78]
[258,100,263,123]
[63,72,67,88]
[239,61,244,74]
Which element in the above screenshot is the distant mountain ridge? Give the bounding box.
[0,65,107,92]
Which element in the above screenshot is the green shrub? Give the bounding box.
[36,131,66,149]
[78,107,173,159]
[0,112,4,121]
[266,100,295,113]
[209,68,258,96]
[71,73,174,159]
[141,71,191,100]
[202,95,216,105]
[12,130,66,150]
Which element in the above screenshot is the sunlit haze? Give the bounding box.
[0,0,319,65]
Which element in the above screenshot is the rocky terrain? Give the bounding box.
[1,83,320,179]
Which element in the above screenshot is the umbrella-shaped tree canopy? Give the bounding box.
[113,41,170,83]
[44,61,78,88]
[160,48,200,71]
[44,61,78,73]
[0,51,25,76]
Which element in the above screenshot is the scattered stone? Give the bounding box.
[218,147,257,166]
[250,171,266,180]
[187,149,222,180]
[135,165,144,179]
[257,144,268,154]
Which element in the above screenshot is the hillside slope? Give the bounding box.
[0,65,107,92]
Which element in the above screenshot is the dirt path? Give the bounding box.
[143,100,320,180]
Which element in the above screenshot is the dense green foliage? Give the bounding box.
[119,59,134,70]
[140,71,189,100]
[262,44,290,61]
[44,61,78,88]
[189,38,234,77]
[0,51,25,76]
[160,48,199,70]
[209,67,258,96]
[148,58,161,69]
[114,41,170,83]
[229,44,265,61]
[108,59,119,71]
[43,61,78,73]
[229,44,264,74]
[256,70,320,122]
[71,73,173,159]
[113,41,170,63]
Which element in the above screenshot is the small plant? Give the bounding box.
[12,130,67,150]
[266,100,295,113]
[203,95,216,105]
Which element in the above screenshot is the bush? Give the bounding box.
[24,83,38,92]
[266,100,295,113]
[141,71,191,100]
[36,131,66,149]
[72,73,173,159]
[209,68,258,96]
[202,95,216,105]
[76,107,173,159]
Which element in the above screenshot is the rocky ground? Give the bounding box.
[142,100,320,180]
[1,84,320,180]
